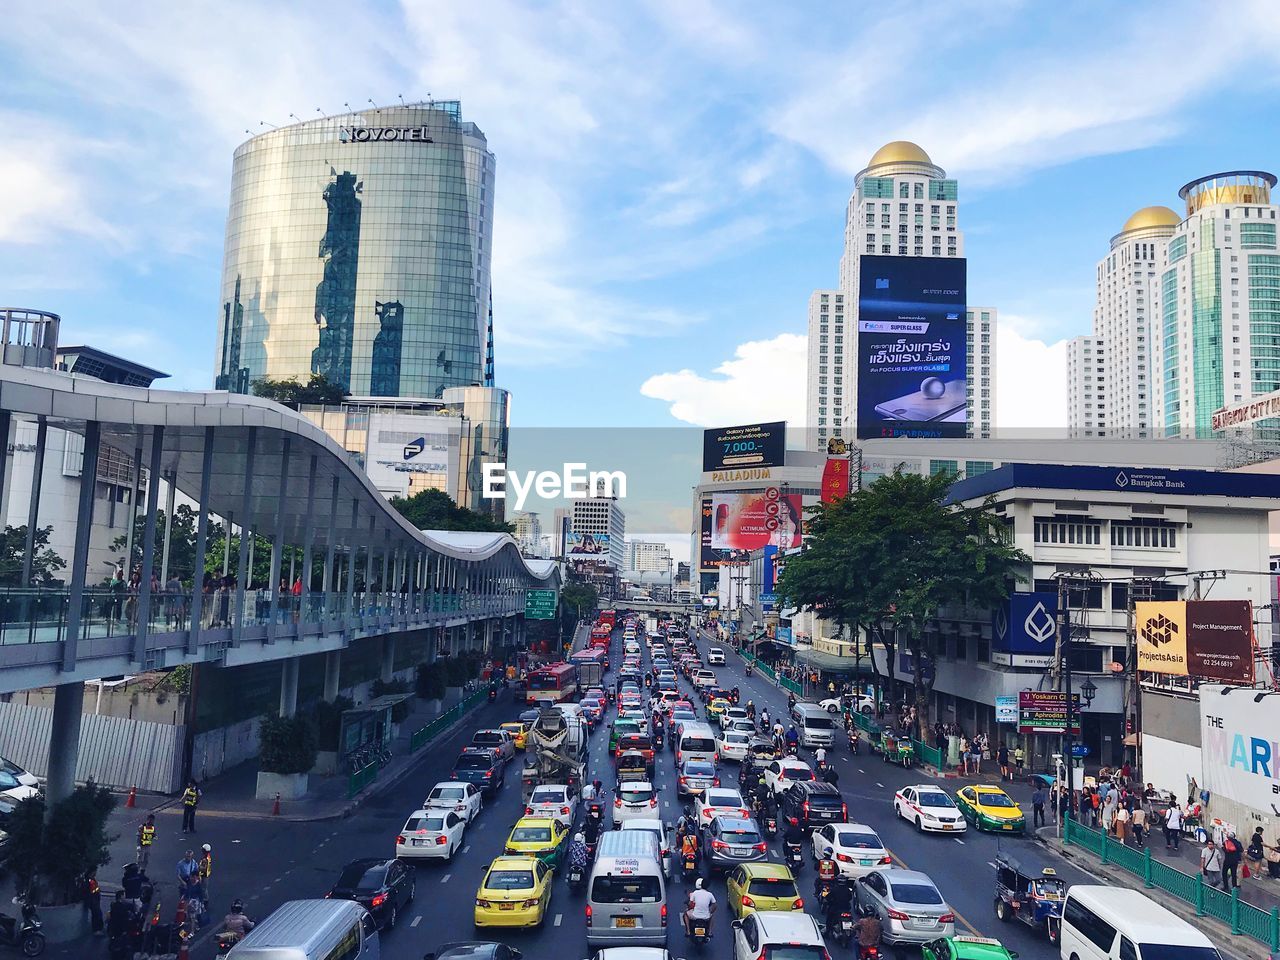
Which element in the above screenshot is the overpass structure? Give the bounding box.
[600,598,700,616]
[0,315,559,803]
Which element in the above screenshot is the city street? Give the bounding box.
[73,625,1099,960]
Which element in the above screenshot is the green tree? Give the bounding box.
[0,784,117,905]
[560,580,598,627]
[0,524,65,586]
[779,470,1028,737]
[251,373,348,407]
[388,487,513,534]
[109,505,225,582]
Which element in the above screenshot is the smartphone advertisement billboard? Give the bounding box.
[699,490,802,570]
[702,421,786,472]
[856,255,967,439]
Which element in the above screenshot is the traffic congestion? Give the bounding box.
[217,610,1206,960]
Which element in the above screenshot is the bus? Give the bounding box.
[590,620,612,647]
[569,647,608,688]
[525,662,580,704]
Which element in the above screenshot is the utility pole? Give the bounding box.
[1127,577,1157,782]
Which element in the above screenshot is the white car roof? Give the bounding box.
[429,781,472,791]
[908,784,950,795]
[753,910,824,943]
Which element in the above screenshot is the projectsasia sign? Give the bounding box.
[339,125,435,143]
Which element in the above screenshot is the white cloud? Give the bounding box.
[996,325,1067,433]
[640,333,807,426]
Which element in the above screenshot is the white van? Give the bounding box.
[227,899,378,960]
[790,703,836,748]
[1060,886,1221,960]
[588,830,668,946]
[676,722,719,766]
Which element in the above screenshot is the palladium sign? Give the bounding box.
[339,125,434,143]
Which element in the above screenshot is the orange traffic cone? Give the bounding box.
[272,792,281,816]
[125,785,136,808]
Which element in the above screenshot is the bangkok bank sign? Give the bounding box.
[339,125,435,143]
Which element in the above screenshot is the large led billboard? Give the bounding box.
[700,489,801,571]
[702,421,786,472]
[856,256,967,439]
[566,532,610,560]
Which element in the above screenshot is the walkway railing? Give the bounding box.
[1064,815,1280,951]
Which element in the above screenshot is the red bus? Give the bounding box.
[525,662,579,704]
[590,621,612,647]
[569,647,607,688]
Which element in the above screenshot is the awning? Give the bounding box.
[793,649,872,675]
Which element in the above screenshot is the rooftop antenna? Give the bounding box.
[315,107,323,115]
[260,120,278,129]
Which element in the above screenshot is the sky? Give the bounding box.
[6,0,1280,559]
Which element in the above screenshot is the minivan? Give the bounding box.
[588,830,668,946]
[1060,886,1221,960]
[226,898,378,959]
[789,703,836,748]
[676,723,719,766]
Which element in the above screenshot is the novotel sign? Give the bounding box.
[339,125,434,144]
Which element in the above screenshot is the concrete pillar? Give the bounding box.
[187,427,215,651]
[46,681,85,809]
[380,636,396,683]
[279,658,300,718]
[20,415,47,586]
[323,650,341,701]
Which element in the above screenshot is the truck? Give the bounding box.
[520,707,588,801]
[645,615,659,636]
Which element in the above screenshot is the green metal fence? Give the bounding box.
[911,739,947,770]
[347,761,378,798]
[1064,816,1280,951]
[780,676,802,696]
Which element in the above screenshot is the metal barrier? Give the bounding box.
[780,676,802,696]
[1064,815,1280,951]
[347,760,378,798]
[911,739,947,770]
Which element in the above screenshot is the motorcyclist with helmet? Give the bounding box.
[566,832,591,875]
[785,724,800,753]
[222,899,254,938]
[684,877,717,936]
[824,875,855,938]
[852,913,884,958]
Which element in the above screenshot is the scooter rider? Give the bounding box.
[222,899,255,938]
[753,778,772,816]
[566,832,591,875]
[853,913,884,958]
[684,878,717,936]
[745,700,756,721]
[787,692,797,711]
[785,724,800,753]
[825,875,854,936]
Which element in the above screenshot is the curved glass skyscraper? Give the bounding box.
[215,101,495,399]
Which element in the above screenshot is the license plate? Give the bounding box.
[1002,825,1013,830]
[499,903,516,911]
[943,825,954,830]
[731,846,751,856]
[860,859,873,866]
[917,917,936,927]
[615,917,637,928]
[412,839,427,846]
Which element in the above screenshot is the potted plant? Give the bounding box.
[0,784,117,943]
[256,713,318,800]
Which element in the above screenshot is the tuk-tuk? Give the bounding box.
[617,749,653,783]
[879,731,915,767]
[994,853,1065,943]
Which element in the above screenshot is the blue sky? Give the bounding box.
[4,0,1280,440]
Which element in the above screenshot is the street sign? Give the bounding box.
[758,593,778,605]
[1070,744,1090,758]
[995,696,1018,724]
[524,589,558,620]
[1017,691,1082,734]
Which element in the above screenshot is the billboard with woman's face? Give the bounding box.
[709,488,802,551]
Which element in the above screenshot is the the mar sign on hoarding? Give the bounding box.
[1199,684,1280,816]
[524,590,558,620]
[1136,600,1255,684]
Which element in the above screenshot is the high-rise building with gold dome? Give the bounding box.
[1067,205,1181,439]
[805,141,997,450]
[1068,170,1280,442]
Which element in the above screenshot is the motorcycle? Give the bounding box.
[763,814,778,838]
[687,915,711,950]
[0,898,44,957]
[785,741,799,758]
[745,665,753,678]
[681,852,699,880]
[784,842,804,873]
[857,945,882,960]
[848,731,860,755]
[567,863,587,890]
[215,927,253,960]
[487,688,496,703]
[654,730,665,750]
[832,912,855,948]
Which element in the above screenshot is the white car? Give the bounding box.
[469,729,516,763]
[424,780,483,823]
[695,787,750,829]
[716,730,752,762]
[763,759,817,796]
[810,822,892,878]
[526,784,578,827]
[396,808,466,861]
[694,670,716,689]
[707,647,726,666]
[0,757,38,790]
[818,695,877,715]
[0,770,37,803]
[613,781,659,825]
[726,718,756,737]
[893,785,967,833]
[719,707,750,730]
[731,910,826,960]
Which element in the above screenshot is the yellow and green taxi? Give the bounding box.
[503,816,570,868]
[474,855,553,928]
[922,935,1019,960]
[609,718,643,752]
[725,863,804,919]
[499,721,528,751]
[707,697,731,720]
[954,785,1026,833]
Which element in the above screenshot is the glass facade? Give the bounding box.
[1189,221,1222,437]
[1248,254,1280,439]
[1161,268,1180,436]
[215,101,494,399]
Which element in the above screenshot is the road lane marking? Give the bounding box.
[411,916,422,927]
[442,873,452,883]
[463,845,471,853]
[954,838,965,844]
[554,913,563,926]
[986,861,996,868]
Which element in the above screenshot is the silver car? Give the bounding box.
[702,815,766,873]
[855,868,955,944]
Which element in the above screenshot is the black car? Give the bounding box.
[451,748,505,795]
[329,857,415,930]
[425,943,523,960]
[780,781,847,830]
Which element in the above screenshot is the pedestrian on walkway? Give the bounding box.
[1014,745,1025,778]
[83,870,104,934]
[1032,785,1047,828]
[181,779,201,832]
[1200,839,1224,888]
[136,813,156,869]
[1113,804,1130,843]
[1222,831,1242,891]
[958,736,970,776]
[997,744,1010,782]
[1102,791,1117,834]
[1131,805,1146,847]
[1164,804,1183,850]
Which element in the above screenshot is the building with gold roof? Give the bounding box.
[805,141,997,451]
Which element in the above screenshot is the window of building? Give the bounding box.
[1110,521,1178,549]
[1033,517,1102,546]
[913,182,924,199]
[899,181,910,198]
[929,459,959,479]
